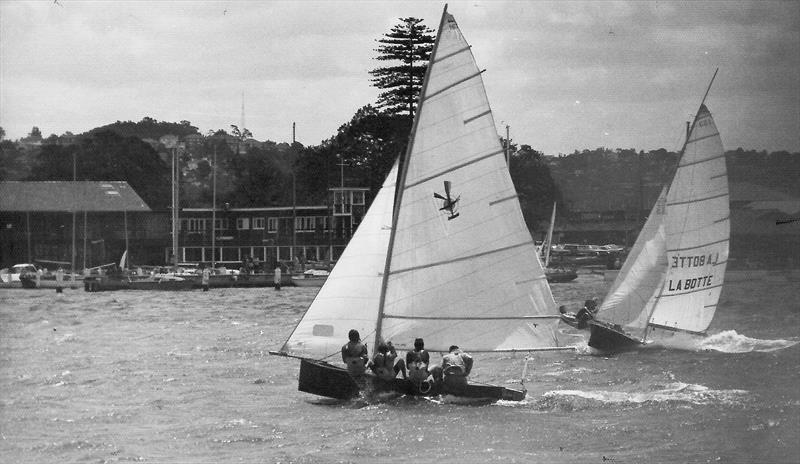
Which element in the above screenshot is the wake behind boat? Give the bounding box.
[589,72,730,351]
[270,6,566,403]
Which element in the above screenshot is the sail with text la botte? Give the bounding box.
[272,7,564,401]
[589,103,730,350]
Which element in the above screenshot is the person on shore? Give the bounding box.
[369,341,407,381]
[341,329,368,376]
[431,345,473,386]
[201,266,211,291]
[405,338,431,385]
[273,265,282,290]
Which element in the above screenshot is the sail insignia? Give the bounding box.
[433,181,460,220]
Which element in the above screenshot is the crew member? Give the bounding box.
[341,329,368,376]
[405,338,431,385]
[369,341,407,381]
[431,345,473,386]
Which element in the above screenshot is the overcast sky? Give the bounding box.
[1,0,798,155]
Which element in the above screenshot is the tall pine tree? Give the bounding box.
[369,17,434,117]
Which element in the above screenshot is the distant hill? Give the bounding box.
[85,117,199,141]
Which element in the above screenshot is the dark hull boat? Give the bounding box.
[298,359,525,402]
[545,266,578,283]
[588,322,644,351]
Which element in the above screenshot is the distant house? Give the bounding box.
[0,181,152,269]
[0,181,372,270]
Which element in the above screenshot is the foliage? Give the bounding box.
[87,116,199,140]
[369,17,434,117]
[508,144,562,231]
[27,130,171,209]
[294,105,411,204]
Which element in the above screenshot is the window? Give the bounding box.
[237,217,250,230]
[352,191,365,205]
[186,218,207,232]
[295,216,315,232]
[212,218,228,231]
[267,217,278,233]
[253,217,265,230]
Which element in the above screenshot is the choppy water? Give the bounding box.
[1,270,798,463]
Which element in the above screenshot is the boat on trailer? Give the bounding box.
[589,71,730,351]
[270,6,566,402]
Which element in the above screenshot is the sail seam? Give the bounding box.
[678,152,725,168]
[433,45,471,63]
[710,173,727,180]
[658,283,723,297]
[424,70,485,101]
[489,194,518,206]
[713,215,730,223]
[666,192,728,207]
[712,260,728,266]
[464,110,492,124]
[667,238,729,252]
[686,132,720,145]
[405,148,505,189]
[383,314,561,320]
[389,240,531,275]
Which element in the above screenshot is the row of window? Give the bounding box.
[180,216,332,233]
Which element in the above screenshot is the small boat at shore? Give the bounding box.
[290,269,329,287]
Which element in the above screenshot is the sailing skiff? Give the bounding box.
[271,6,565,402]
[589,75,730,351]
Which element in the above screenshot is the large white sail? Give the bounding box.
[648,104,729,334]
[378,13,560,353]
[594,103,728,343]
[280,161,399,360]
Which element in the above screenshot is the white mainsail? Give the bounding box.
[378,12,560,353]
[280,161,399,360]
[648,104,729,334]
[279,9,560,362]
[594,103,729,341]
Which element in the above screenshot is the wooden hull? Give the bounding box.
[298,359,525,402]
[83,275,194,291]
[19,275,82,289]
[291,276,327,287]
[588,322,643,351]
[546,267,578,283]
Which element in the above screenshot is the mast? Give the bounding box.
[292,122,297,264]
[544,202,556,268]
[373,5,450,354]
[211,145,217,268]
[71,151,76,276]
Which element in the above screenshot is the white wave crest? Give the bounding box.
[699,330,799,353]
[542,382,748,408]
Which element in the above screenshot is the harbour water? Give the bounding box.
[1,270,798,463]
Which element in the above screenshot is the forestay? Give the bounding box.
[378,13,560,353]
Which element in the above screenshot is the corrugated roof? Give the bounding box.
[0,181,151,212]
